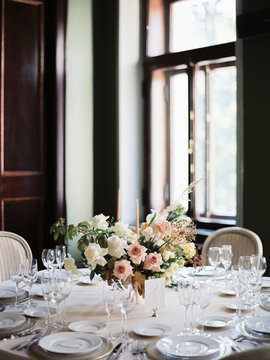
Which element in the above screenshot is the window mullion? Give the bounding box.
[205,66,211,218]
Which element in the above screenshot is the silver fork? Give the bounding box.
[132,341,147,359]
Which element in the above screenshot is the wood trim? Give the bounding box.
[9,0,42,4]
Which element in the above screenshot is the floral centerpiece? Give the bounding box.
[50,184,199,295]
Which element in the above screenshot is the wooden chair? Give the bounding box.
[201,227,263,265]
[222,346,270,360]
[0,231,32,281]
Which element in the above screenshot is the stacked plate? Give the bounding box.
[237,316,270,341]
[0,286,28,304]
[34,332,113,359]
[0,312,35,337]
[148,335,230,360]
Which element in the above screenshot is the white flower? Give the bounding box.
[64,254,80,274]
[146,210,160,224]
[162,250,175,262]
[169,262,180,276]
[183,243,196,258]
[127,233,139,244]
[84,243,108,270]
[141,226,153,240]
[161,269,173,286]
[153,238,165,247]
[107,235,127,258]
[90,214,109,230]
[110,221,132,239]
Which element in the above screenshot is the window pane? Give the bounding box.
[210,66,236,216]
[195,70,206,216]
[170,72,189,207]
[147,0,165,57]
[150,70,167,210]
[171,0,236,53]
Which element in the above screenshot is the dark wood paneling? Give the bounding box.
[3,0,43,173]
[2,198,42,258]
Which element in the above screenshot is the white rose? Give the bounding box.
[127,233,139,244]
[183,243,196,258]
[141,226,153,240]
[162,269,173,286]
[146,210,159,224]
[162,250,175,262]
[110,221,132,239]
[169,262,180,276]
[84,243,108,270]
[153,238,165,247]
[90,214,109,230]
[107,235,127,258]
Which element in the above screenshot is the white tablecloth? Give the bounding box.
[0,275,270,359]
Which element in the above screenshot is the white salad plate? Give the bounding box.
[0,313,25,331]
[219,288,235,296]
[68,320,107,333]
[225,302,251,311]
[245,316,270,334]
[260,297,270,311]
[197,315,233,328]
[156,335,221,359]
[24,306,56,318]
[133,323,172,337]
[39,332,102,355]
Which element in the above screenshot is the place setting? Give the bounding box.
[27,331,114,360]
[235,315,270,342]
[0,312,36,339]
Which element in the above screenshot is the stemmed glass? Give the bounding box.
[55,245,67,272]
[251,255,267,276]
[220,247,233,287]
[58,271,72,328]
[231,265,246,322]
[197,283,211,336]
[247,273,263,317]
[41,249,51,271]
[50,275,65,328]
[177,279,194,335]
[189,280,200,334]
[208,247,221,287]
[9,263,25,308]
[23,258,38,307]
[41,273,54,328]
[103,280,117,340]
[47,249,58,272]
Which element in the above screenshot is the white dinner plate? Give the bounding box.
[77,276,102,285]
[24,306,56,318]
[197,315,233,328]
[236,320,270,342]
[156,335,221,359]
[39,332,102,355]
[0,286,24,300]
[133,324,172,337]
[0,313,25,331]
[225,302,251,311]
[194,266,226,277]
[68,320,107,333]
[245,316,270,334]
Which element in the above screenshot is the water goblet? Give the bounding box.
[55,245,67,271]
[247,273,263,317]
[220,247,232,287]
[58,271,72,328]
[41,273,54,328]
[231,265,246,322]
[23,258,38,307]
[189,280,200,334]
[103,280,117,340]
[47,249,58,272]
[41,249,50,271]
[197,283,211,336]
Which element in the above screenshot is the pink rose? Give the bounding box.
[113,260,133,281]
[128,244,147,264]
[143,252,163,271]
[152,220,171,239]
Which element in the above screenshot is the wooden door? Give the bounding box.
[0,0,66,260]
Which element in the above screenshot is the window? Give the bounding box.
[143,0,236,227]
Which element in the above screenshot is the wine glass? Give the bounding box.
[9,263,25,308]
[23,258,38,307]
[208,247,221,287]
[247,273,263,317]
[41,273,54,328]
[231,265,246,322]
[251,255,267,276]
[177,279,194,334]
[238,256,252,283]
[220,247,233,287]
[55,245,67,271]
[47,249,58,272]
[50,275,64,328]
[58,271,72,328]
[197,283,211,336]
[41,249,50,271]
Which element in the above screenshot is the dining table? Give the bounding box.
[0,268,270,360]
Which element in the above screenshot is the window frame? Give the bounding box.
[142,0,236,230]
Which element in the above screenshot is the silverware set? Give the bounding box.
[132,340,147,359]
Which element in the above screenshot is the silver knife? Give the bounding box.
[108,343,123,360]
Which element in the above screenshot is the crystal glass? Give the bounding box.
[197,283,211,336]
[103,280,118,340]
[251,255,267,276]
[50,275,64,328]
[208,247,221,287]
[47,249,58,271]
[220,246,232,287]
[58,271,72,328]
[189,280,200,334]
[55,245,67,271]
[247,273,263,317]
[177,279,194,334]
[41,273,54,328]
[231,265,246,322]
[23,258,38,307]
[41,249,51,271]
[9,263,24,308]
